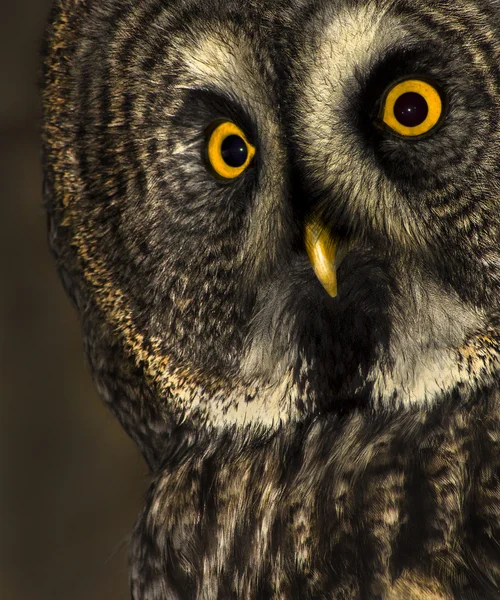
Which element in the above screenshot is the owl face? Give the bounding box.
[43,0,500,465]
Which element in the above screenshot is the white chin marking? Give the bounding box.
[369,280,496,408]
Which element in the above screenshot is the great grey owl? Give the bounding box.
[41,0,500,597]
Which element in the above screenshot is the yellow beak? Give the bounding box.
[305,220,339,298]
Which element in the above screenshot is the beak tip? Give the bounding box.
[323,282,338,298]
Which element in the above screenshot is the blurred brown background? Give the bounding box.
[1,3,148,599]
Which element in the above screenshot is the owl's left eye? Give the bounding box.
[206,121,256,180]
[381,79,443,137]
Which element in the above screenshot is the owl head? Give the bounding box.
[42,0,500,468]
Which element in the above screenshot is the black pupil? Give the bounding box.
[393,92,429,128]
[221,135,248,168]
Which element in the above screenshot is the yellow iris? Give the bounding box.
[206,121,255,180]
[382,79,443,137]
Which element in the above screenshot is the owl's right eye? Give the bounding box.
[206,121,256,180]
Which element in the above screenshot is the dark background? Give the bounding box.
[1,3,148,599]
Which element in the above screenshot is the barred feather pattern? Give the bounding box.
[130,393,500,599]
